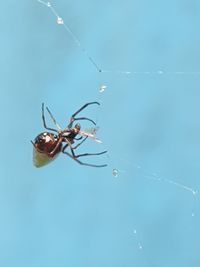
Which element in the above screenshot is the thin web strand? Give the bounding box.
[36,0,200,76]
[134,163,198,198]
[132,229,150,267]
[37,0,102,72]
[143,172,198,197]
[110,154,198,198]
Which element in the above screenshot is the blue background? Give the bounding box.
[1,0,200,266]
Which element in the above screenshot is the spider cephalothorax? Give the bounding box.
[32,102,107,168]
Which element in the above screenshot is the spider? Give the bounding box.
[31,102,107,168]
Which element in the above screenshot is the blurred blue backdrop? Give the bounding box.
[0,0,200,266]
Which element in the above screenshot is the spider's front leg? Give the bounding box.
[67,102,100,128]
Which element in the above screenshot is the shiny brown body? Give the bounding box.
[34,132,62,158]
[32,102,107,167]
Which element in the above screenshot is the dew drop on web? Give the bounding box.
[112,168,119,178]
[57,17,64,25]
[99,85,107,93]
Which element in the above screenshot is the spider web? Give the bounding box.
[36,0,200,76]
[35,1,200,266]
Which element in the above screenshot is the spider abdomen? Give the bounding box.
[33,132,62,167]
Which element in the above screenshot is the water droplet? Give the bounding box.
[57,17,64,24]
[99,85,107,93]
[47,2,51,7]
[138,243,143,250]
[192,212,195,217]
[112,169,119,178]
[192,190,198,196]
[133,229,137,234]
[157,70,164,74]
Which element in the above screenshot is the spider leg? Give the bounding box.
[62,136,88,152]
[31,140,37,148]
[67,102,100,128]
[72,102,100,117]
[74,136,83,141]
[42,103,58,133]
[73,136,88,149]
[63,150,107,168]
[74,150,107,158]
[49,137,63,156]
[62,138,107,167]
[62,143,69,151]
[45,105,62,132]
[71,117,96,125]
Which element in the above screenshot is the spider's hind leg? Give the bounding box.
[62,146,107,168]
[73,150,107,159]
[63,150,107,168]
